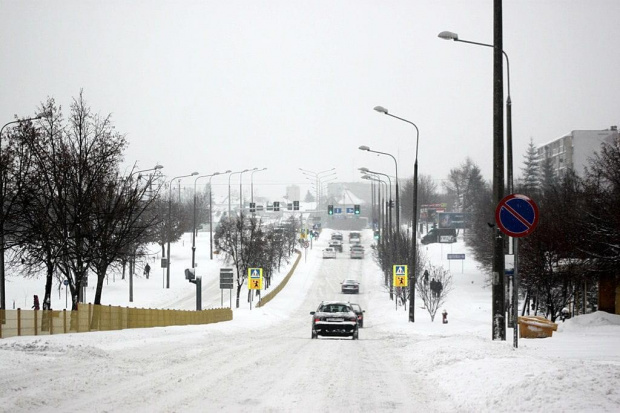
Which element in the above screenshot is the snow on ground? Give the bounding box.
[1,227,619,412]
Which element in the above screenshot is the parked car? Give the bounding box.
[310,301,359,340]
[421,228,457,245]
[322,247,336,259]
[349,303,365,327]
[341,279,360,294]
[329,240,343,252]
[350,245,364,259]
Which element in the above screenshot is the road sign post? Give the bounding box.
[495,194,539,349]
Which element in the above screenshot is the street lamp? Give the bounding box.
[359,146,400,232]
[1,113,47,310]
[299,168,335,209]
[374,105,420,323]
[240,168,257,211]
[360,168,392,237]
[167,172,198,288]
[250,167,267,206]
[228,170,247,219]
[127,164,163,302]
[439,30,508,340]
[210,170,230,259]
[192,172,222,268]
[438,31,513,193]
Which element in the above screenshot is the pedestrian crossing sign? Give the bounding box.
[393,265,408,287]
[248,268,263,290]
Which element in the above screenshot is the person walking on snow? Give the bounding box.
[144,263,151,279]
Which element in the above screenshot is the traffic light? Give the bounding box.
[354,204,360,215]
[287,202,292,210]
[274,201,280,211]
[328,204,333,215]
[374,230,380,240]
[389,200,394,208]
[250,202,256,213]
[293,200,299,211]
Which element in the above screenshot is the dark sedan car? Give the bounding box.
[349,303,365,328]
[310,301,359,340]
[341,279,360,294]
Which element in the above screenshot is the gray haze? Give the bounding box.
[2,0,618,198]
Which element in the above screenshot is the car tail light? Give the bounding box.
[314,317,321,323]
[357,315,362,320]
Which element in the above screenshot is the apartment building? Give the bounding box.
[536,126,619,177]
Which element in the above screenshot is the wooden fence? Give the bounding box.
[0,304,232,339]
[257,250,302,307]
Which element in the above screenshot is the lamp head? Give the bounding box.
[213,172,220,176]
[154,164,164,170]
[374,106,388,114]
[225,170,232,173]
[359,167,369,172]
[438,31,458,41]
[191,172,199,176]
[359,145,370,151]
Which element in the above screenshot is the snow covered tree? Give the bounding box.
[520,138,541,195]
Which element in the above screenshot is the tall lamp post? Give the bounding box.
[250,168,267,206]
[359,146,400,233]
[128,164,163,301]
[1,113,47,310]
[299,167,335,209]
[240,168,257,212]
[360,168,392,237]
[228,170,247,219]
[209,170,230,259]
[438,31,513,193]
[192,172,222,268]
[374,105,420,323]
[167,172,198,288]
[439,29,507,340]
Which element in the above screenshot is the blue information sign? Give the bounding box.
[346,207,354,214]
[495,194,539,238]
[334,208,342,214]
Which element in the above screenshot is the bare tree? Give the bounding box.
[416,264,453,322]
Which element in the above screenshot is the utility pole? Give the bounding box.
[492,0,506,341]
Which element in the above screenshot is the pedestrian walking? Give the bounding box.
[424,270,429,285]
[32,295,40,311]
[144,263,151,279]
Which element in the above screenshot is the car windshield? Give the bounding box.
[320,304,349,313]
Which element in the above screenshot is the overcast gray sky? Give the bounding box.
[2,0,619,199]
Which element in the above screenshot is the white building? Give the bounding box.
[536,126,618,177]
[286,184,300,202]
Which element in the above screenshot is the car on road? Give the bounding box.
[349,303,365,327]
[329,240,343,252]
[331,232,343,241]
[322,247,336,259]
[350,245,364,259]
[341,279,360,294]
[310,301,359,340]
[421,228,457,245]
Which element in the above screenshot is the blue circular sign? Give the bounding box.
[63,279,69,286]
[495,194,539,237]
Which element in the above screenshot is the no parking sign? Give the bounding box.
[495,194,539,238]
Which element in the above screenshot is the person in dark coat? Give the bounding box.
[144,263,151,279]
[32,295,40,311]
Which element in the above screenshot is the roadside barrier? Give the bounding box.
[518,315,558,338]
[0,304,232,339]
[257,250,302,308]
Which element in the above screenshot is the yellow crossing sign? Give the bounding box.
[393,265,408,287]
[248,268,263,290]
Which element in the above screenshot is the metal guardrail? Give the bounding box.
[0,304,232,339]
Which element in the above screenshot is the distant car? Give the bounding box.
[350,246,364,259]
[331,232,343,241]
[322,247,336,259]
[421,228,457,245]
[310,301,359,340]
[341,279,360,294]
[329,240,343,252]
[349,231,361,242]
[349,303,365,328]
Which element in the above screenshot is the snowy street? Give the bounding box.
[0,229,619,412]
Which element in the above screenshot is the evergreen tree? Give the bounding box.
[520,138,541,195]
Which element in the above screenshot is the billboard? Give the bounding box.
[438,212,470,229]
